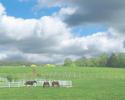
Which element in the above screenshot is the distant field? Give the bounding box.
[0,66,125,100]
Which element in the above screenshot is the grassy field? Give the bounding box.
[0,66,125,100]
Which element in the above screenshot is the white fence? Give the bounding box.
[0,80,72,88]
[0,81,25,88]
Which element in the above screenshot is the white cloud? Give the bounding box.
[36,16,71,39]
[0,53,7,60]
[0,3,6,15]
[53,7,77,20]
[0,3,125,63]
[60,29,125,56]
[1,16,37,40]
[56,7,77,16]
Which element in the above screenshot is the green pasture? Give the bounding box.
[0,66,125,100]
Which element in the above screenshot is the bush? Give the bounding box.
[6,75,18,82]
[6,75,13,82]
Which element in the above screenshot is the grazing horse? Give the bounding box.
[24,80,37,86]
[52,81,60,87]
[43,81,50,88]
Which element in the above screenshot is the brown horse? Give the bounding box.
[52,81,60,87]
[24,80,37,86]
[43,81,50,88]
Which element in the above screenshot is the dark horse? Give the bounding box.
[43,81,50,88]
[24,80,37,86]
[52,81,60,87]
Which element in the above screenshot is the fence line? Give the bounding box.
[0,80,72,88]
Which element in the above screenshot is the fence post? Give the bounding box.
[34,83,36,87]
[18,82,20,87]
[8,82,11,88]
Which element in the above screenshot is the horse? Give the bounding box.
[52,81,60,87]
[24,80,37,86]
[43,81,50,88]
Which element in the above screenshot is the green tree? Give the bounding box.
[96,53,109,67]
[64,58,73,67]
[106,53,118,67]
[75,57,87,67]
[115,53,125,67]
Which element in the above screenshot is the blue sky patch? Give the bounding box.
[0,0,60,19]
[72,25,107,36]
[0,0,108,36]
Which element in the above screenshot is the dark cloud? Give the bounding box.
[0,35,59,54]
[63,0,125,33]
[36,0,125,33]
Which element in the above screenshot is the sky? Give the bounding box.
[0,0,125,64]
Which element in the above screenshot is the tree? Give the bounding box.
[106,53,118,67]
[96,53,109,67]
[114,53,125,67]
[118,53,125,67]
[75,57,87,67]
[64,58,73,66]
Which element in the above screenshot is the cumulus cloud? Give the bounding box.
[1,16,37,40]
[0,53,7,60]
[0,2,125,63]
[53,7,77,20]
[60,29,125,56]
[37,0,125,34]
[0,3,6,15]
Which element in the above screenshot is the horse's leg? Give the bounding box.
[43,83,45,88]
[48,83,50,87]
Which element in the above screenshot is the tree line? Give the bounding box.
[64,53,125,68]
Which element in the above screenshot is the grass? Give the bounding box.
[0,66,125,100]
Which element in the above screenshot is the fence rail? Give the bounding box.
[0,80,72,88]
